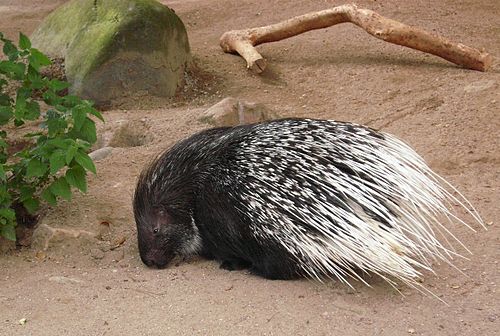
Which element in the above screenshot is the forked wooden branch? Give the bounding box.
[220,4,492,73]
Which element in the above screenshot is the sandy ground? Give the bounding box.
[1,0,499,335]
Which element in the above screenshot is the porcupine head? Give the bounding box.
[131,129,221,269]
[133,153,202,268]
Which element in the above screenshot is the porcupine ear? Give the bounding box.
[154,207,173,222]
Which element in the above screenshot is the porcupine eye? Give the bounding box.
[151,208,173,237]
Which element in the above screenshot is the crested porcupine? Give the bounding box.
[133,118,483,288]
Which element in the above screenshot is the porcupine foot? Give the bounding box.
[219,255,300,280]
[219,258,252,271]
[249,258,302,280]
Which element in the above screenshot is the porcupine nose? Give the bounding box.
[141,255,169,269]
[142,257,155,267]
[141,254,161,268]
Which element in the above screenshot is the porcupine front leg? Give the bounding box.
[248,249,303,280]
[194,186,256,272]
[219,258,252,271]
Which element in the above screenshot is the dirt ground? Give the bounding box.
[1,0,499,335]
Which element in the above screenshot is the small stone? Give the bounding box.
[109,249,125,262]
[35,251,47,261]
[31,224,98,251]
[89,147,113,161]
[199,97,278,127]
[18,318,27,325]
[90,248,105,260]
[408,328,416,334]
[464,80,496,93]
[49,276,83,285]
[110,235,127,250]
[107,121,152,148]
[118,260,129,268]
[488,315,496,322]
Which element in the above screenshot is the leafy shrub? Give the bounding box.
[0,32,103,241]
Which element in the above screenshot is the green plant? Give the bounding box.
[0,32,103,241]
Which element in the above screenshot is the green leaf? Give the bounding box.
[43,90,61,106]
[0,164,5,181]
[62,95,82,108]
[0,207,16,221]
[19,186,35,201]
[14,118,25,127]
[47,117,67,136]
[0,60,25,78]
[0,207,16,241]
[49,177,71,201]
[72,107,87,131]
[88,106,104,122]
[26,158,48,177]
[14,87,30,119]
[2,40,18,61]
[1,221,16,241]
[41,188,57,206]
[24,101,41,120]
[17,86,31,99]
[27,65,42,85]
[75,150,96,174]
[45,137,68,149]
[0,106,13,125]
[19,33,31,50]
[65,144,78,164]
[0,92,10,105]
[48,79,70,92]
[66,166,87,193]
[29,48,51,69]
[49,150,66,174]
[80,118,97,143]
[23,197,39,214]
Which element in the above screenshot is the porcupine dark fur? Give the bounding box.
[133,118,483,288]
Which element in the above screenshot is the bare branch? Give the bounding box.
[220,4,492,73]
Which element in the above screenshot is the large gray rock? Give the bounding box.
[31,0,191,106]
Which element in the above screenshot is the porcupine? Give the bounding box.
[133,118,483,288]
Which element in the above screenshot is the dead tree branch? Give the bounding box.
[220,4,492,73]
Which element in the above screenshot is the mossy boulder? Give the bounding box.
[31,0,191,106]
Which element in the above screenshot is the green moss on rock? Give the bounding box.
[31,0,191,106]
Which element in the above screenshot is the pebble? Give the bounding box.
[48,276,82,285]
[89,147,113,161]
[90,248,105,260]
[463,80,496,93]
